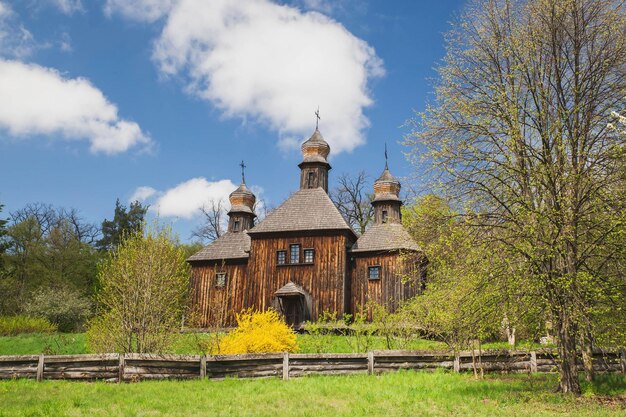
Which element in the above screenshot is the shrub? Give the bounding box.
[0,315,57,336]
[87,223,189,353]
[215,309,298,354]
[23,286,92,332]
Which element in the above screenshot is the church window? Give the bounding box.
[304,249,314,263]
[233,220,240,231]
[308,171,315,188]
[382,210,388,223]
[290,244,300,263]
[277,251,286,265]
[215,272,227,288]
[368,266,380,280]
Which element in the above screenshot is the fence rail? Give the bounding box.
[0,349,623,382]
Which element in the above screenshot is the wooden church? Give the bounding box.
[187,127,426,328]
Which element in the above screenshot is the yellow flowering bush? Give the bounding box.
[215,309,298,354]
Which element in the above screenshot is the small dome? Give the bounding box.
[373,165,401,203]
[301,128,330,163]
[229,181,256,215]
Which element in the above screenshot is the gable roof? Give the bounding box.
[275,282,308,297]
[248,188,354,236]
[351,223,421,253]
[187,231,250,262]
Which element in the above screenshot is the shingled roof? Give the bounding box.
[351,223,421,253]
[248,188,354,235]
[187,231,251,262]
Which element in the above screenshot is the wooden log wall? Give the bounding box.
[246,233,352,321]
[350,251,425,317]
[0,349,623,382]
[189,261,248,327]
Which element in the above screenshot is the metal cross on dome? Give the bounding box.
[240,160,247,184]
[384,143,389,170]
[315,107,321,130]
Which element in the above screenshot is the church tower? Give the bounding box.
[372,156,402,224]
[227,161,256,232]
[299,110,331,193]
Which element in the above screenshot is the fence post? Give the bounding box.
[530,351,537,373]
[454,352,460,373]
[282,352,289,380]
[36,354,44,382]
[367,351,374,375]
[621,349,625,374]
[200,355,206,379]
[118,353,125,383]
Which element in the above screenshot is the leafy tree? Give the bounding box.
[24,285,92,332]
[0,203,8,269]
[330,171,374,235]
[87,223,190,353]
[406,0,626,393]
[97,199,148,251]
[0,204,100,315]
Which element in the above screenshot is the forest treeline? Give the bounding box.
[0,200,201,332]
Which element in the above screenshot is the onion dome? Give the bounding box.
[300,128,331,164]
[229,181,256,216]
[373,163,401,203]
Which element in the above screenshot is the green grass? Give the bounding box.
[0,331,555,356]
[0,332,453,355]
[0,372,623,416]
[0,333,87,355]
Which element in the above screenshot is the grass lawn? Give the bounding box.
[0,332,547,356]
[0,372,624,416]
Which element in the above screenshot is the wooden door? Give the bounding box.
[281,296,303,328]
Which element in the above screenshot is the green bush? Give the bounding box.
[23,286,92,332]
[0,315,57,336]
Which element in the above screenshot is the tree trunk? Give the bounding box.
[580,327,594,382]
[555,315,581,394]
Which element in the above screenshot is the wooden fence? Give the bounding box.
[0,349,623,382]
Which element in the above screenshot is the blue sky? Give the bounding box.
[0,0,466,242]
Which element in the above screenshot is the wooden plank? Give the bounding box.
[118,353,124,384]
[124,353,201,361]
[43,354,118,362]
[0,355,40,362]
[530,351,537,373]
[208,353,284,361]
[367,351,374,375]
[289,353,367,359]
[282,353,289,380]
[200,355,206,379]
[454,353,460,372]
[36,354,44,382]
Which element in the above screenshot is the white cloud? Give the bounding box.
[104,0,174,22]
[0,2,9,18]
[138,178,238,219]
[49,0,83,14]
[0,3,36,58]
[108,0,384,154]
[58,31,72,52]
[0,60,151,154]
[129,186,157,203]
[296,0,335,14]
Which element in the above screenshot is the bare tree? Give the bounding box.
[331,172,374,235]
[11,203,100,246]
[191,200,227,243]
